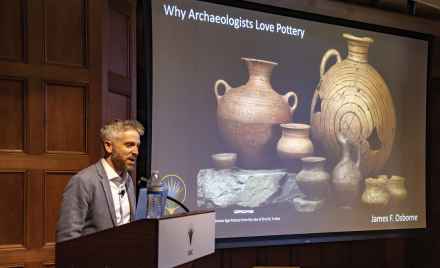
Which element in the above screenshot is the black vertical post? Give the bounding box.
[136,0,153,191]
[407,0,417,16]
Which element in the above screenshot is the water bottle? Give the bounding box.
[146,171,168,219]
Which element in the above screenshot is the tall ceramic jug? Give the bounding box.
[310,33,396,176]
[215,58,298,169]
[332,132,362,209]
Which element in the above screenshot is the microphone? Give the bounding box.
[118,189,126,198]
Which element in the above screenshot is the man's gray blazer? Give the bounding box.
[56,161,136,242]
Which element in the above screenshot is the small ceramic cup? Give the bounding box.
[211,153,237,169]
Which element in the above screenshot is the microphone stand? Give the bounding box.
[139,176,190,213]
[166,196,190,213]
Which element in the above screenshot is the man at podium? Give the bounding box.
[56,120,144,242]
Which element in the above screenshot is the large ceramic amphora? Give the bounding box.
[310,33,396,176]
[215,58,298,169]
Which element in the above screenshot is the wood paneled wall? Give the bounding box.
[0,0,136,267]
[185,239,407,268]
[104,0,137,122]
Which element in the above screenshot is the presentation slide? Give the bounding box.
[150,0,428,239]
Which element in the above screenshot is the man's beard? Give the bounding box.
[111,154,132,172]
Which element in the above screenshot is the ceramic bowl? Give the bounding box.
[211,153,237,169]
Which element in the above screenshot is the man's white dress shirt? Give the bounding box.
[101,159,131,225]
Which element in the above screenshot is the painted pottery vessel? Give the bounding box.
[296,157,330,201]
[277,123,314,163]
[361,177,390,206]
[215,58,298,168]
[310,33,396,176]
[332,132,362,209]
[387,175,408,202]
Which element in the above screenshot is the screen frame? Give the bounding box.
[137,0,433,248]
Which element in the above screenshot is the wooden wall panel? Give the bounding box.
[45,81,87,153]
[193,250,222,268]
[0,0,107,267]
[43,172,74,245]
[0,172,25,246]
[350,240,385,268]
[226,247,257,268]
[107,0,134,100]
[256,246,292,266]
[0,78,25,151]
[0,0,26,62]
[105,0,135,127]
[384,238,406,268]
[43,0,87,67]
[26,78,45,155]
[109,8,130,77]
[26,170,44,250]
[107,92,130,121]
[295,245,321,268]
[320,242,351,267]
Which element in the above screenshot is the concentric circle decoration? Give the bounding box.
[311,33,396,176]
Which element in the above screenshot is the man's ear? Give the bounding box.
[103,140,112,154]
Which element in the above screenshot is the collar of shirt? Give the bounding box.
[101,158,128,185]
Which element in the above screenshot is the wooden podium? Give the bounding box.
[56,210,215,268]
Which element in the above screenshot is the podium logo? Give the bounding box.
[233,209,254,214]
[187,224,194,256]
[188,227,194,245]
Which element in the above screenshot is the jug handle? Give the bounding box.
[283,91,298,115]
[310,49,342,124]
[214,79,231,103]
[320,49,341,78]
[310,83,321,123]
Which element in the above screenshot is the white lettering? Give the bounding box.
[371,215,389,223]
[255,20,275,32]
[164,7,306,38]
[163,4,186,20]
[233,209,255,214]
[163,4,175,16]
[395,214,419,222]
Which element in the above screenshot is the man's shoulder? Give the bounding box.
[72,162,103,184]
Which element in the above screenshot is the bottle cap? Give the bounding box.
[150,170,161,186]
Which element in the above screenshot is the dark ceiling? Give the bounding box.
[332,0,440,19]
